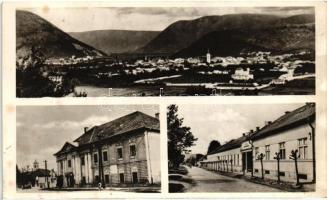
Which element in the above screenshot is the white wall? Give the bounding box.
[145,131,161,184]
[252,123,314,182]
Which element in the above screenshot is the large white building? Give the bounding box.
[201,103,316,184]
[54,111,161,188]
[231,68,254,81]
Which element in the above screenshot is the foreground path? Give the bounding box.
[185,166,283,192]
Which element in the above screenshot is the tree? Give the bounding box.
[167,105,197,168]
[257,153,265,179]
[207,140,221,154]
[290,149,301,186]
[274,152,281,183]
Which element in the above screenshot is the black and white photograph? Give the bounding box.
[16,6,315,97]
[167,103,315,192]
[16,105,161,193]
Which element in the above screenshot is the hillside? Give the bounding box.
[138,14,315,55]
[175,24,315,57]
[16,10,106,64]
[69,30,159,55]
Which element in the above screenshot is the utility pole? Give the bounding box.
[44,160,49,189]
[96,134,105,189]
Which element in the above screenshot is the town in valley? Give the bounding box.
[16,7,315,97]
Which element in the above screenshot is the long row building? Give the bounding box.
[54,111,160,187]
[200,103,315,183]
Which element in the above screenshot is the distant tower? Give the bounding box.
[206,49,211,63]
[33,160,39,170]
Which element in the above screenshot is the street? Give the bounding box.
[185,166,283,192]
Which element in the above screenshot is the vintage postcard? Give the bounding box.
[2,0,327,200]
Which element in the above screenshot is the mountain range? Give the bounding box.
[16,10,106,62]
[138,14,315,56]
[16,10,315,62]
[69,30,159,55]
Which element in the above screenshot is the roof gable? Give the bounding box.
[54,142,77,156]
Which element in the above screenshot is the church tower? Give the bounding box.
[33,160,39,170]
[206,49,211,63]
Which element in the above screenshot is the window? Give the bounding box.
[68,160,71,168]
[298,173,307,180]
[60,161,63,169]
[298,138,308,159]
[254,169,259,173]
[105,174,109,184]
[279,142,286,159]
[265,145,270,160]
[130,145,136,157]
[233,154,236,165]
[279,171,285,176]
[94,153,98,164]
[255,147,259,158]
[81,156,85,166]
[265,170,270,174]
[103,151,108,162]
[237,154,239,166]
[117,147,123,160]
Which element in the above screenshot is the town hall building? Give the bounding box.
[54,111,160,187]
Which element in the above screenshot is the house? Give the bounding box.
[54,111,160,187]
[200,103,316,184]
[250,103,315,183]
[231,68,254,81]
[200,133,253,174]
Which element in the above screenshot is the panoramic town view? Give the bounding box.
[16,105,161,192]
[16,7,315,97]
[167,103,315,192]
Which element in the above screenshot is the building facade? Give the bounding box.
[201,103,315,184]
[54,111,160,187]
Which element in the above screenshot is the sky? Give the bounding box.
[16,105,158,171]
[24,7,314,32]
[176,103,306,155]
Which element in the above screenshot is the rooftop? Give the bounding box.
[251,103,315,140]
[74,111,160,146]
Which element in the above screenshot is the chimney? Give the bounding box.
[250,129,254,133]
[256,126,260,131]
[155,113,160,119]
[265,121,272,126]
[84,127,89,133]
[285,111,290,114]
[242,133,246,137]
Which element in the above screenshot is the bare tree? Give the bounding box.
[257,153,265,179]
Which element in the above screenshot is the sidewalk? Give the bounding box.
[43,185,161,193]
[205,168,315,192]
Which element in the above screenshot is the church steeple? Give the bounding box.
[206,49,211,63]
[33,160,39,170]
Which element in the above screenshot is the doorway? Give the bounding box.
[242,151,253,172]
[119,173,124,183]
[132,172,138,184]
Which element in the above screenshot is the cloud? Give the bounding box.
[24,6,314,32]
[31,115,113,130]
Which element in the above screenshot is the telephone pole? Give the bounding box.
[44,160,49,188]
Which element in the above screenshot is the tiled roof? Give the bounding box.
[208,134,248,155]
[251,103,315,140]
[53,142,77,156]
[74,111,159,146]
